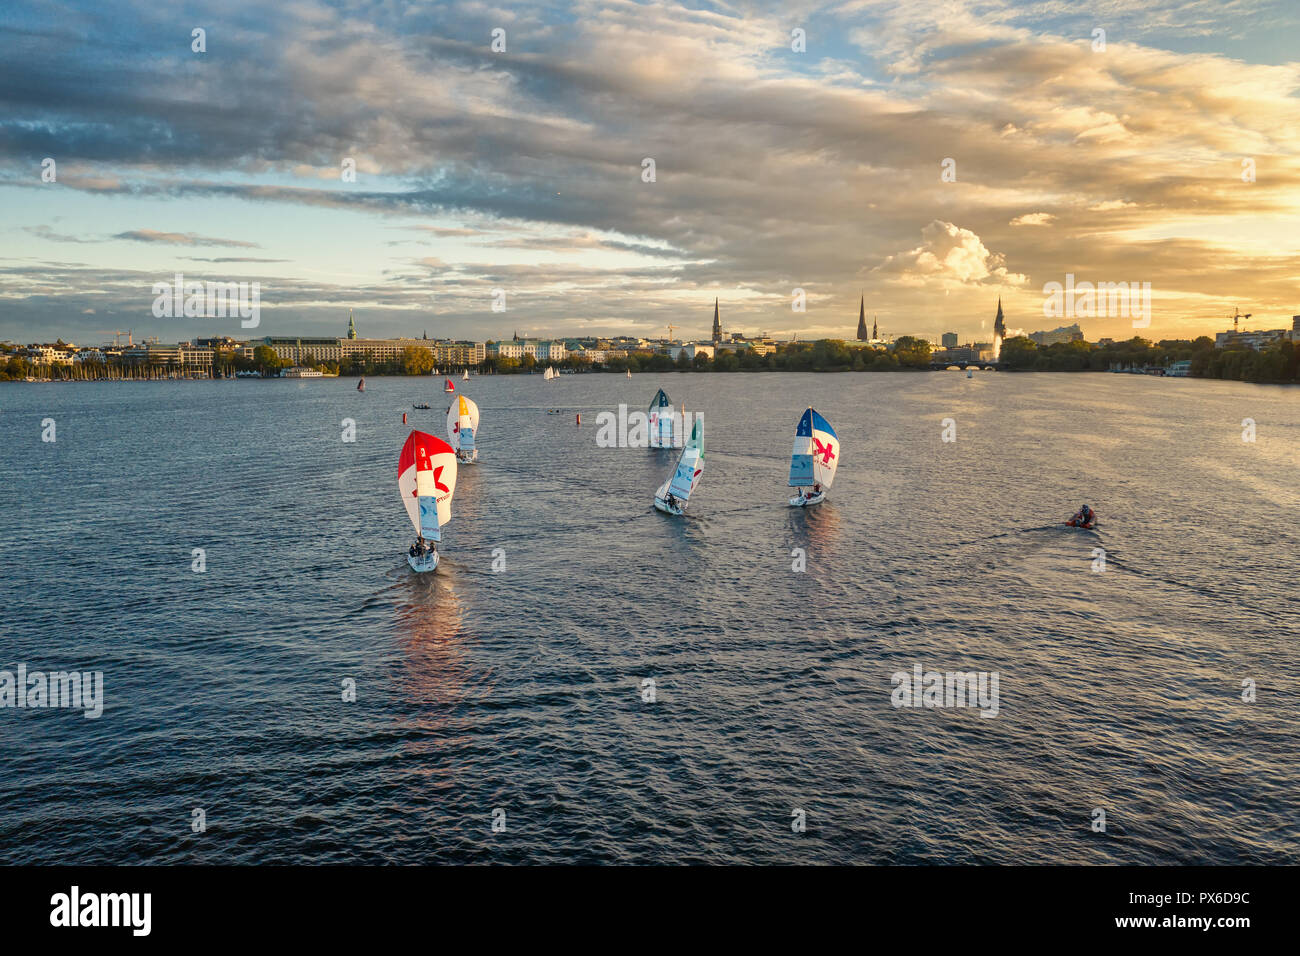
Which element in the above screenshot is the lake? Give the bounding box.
[1,371,1297,863]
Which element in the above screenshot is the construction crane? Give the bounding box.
[96,329,133,346]
[1229,307,1251,332]
[666,322,677,342]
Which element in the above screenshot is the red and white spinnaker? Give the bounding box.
[398,430,458,540]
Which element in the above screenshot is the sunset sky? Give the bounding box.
[2,0,1298,345]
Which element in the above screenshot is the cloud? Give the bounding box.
[874,221,1029,286]
[111,230,259,248]
[1,0,1298,340]
[24,225,97,243]
[180,256,290,263]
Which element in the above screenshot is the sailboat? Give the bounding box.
[788,407,839,507]
[542,366,557,380]
[446,394,480,464]
[626,368,632,378]
[357,377,366,392]
[654,417,703,515]
[444,378,455,393]
[398,430,458,572]
[462,369,470,381]
[648,388,673,448]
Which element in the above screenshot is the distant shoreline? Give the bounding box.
[6,368,1295,385]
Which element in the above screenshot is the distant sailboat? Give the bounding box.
[447,394,480,464]
[398,430,458,572]
[626,368,632,378]
[444,378,455,393]
[462,369,470,381]
[788,407,839,507]
[654,417,703,515]
[542,366,558,380]
[648,388,673,448]
[357,377,366,392]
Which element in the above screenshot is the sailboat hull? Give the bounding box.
[406,549,440,572]
[653,496,685,516]
[788,491,826,507]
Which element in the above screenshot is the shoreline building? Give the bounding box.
[1214,328,1291,350]
[1028,323,1084,346]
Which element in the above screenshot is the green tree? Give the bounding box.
[892,336,933,368]
[402,346,435,375]
[252,345,284,373]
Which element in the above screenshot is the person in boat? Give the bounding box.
[1065,504,1096,529]
[664,492,679,511]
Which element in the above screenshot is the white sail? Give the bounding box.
[789,407,840,490]
[648,388,673,448]
[446,395,480,456]
[656,417,704,509]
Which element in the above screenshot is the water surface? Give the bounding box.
[1,372,1297,863]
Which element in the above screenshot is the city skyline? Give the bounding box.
[2,0,1298,344]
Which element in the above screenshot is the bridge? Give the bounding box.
[928,359,1006,370]
[928,347,1004,370]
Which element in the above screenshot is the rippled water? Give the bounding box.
[1,372,1297,864]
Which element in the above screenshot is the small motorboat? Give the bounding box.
[413,402,431,410]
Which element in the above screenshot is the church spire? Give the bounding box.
[712,297,721,344]
[347,309,357,340]
[856,295,868,341]
[994,296,1006,339]
[872,314,878,341]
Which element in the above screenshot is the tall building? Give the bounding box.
[856,296,868,341]
[942,331,958,348]
[993,297,1006,341]
[347,310,357,340]
[712,298,721,345]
